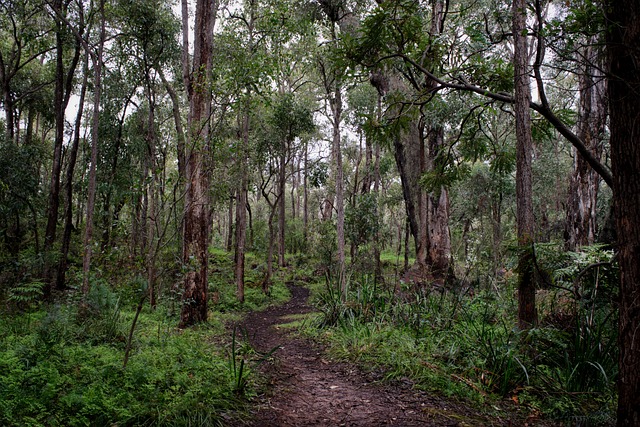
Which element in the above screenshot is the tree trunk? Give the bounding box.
[234,105,250,304]
[303,144,309,244]
[226,192,234,252]
[605,1,640,424]
[373,122,382,281]
[565,41,606,250]
[44,0,82,294]
[144,76,158,308]
[158,69,186,184]
[81,0,106,297]
[393,131,420,258]
[234,177,248,303]
[180,0,217,327]
[278,149,286,266]
[56,53,89,290]
[513,0,537,329]
[426,126,452,280]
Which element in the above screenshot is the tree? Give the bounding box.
[565,35,607,250]
[0,1,53,144]
[43,0,82,294]
[81,0,107,297]
[180,0,217,327]
[512,0,536,328]
[605,0,640,423]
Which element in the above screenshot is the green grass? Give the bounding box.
[305,270,617,425]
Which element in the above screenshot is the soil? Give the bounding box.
[228,284,546,427]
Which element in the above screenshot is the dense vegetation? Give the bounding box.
[1,0,638,425]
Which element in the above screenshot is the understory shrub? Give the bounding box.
[312,251,618,424]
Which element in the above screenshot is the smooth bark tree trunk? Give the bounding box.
[605,1,640,424]
[81,0,106,297]
[331,89,346,296]
[513,0,537,328]
[180,0,217,327]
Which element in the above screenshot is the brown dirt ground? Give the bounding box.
[228,284,555,427]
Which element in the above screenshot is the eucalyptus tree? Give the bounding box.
[56,52,89,290]
[544,3,609,249]
[316,0,360,296]
[179,0,218,326]
[81,0,107,297]
[512,0,536,328]
[339,0,459,284]
[42,0,83,294]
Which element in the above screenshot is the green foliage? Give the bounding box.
[8,281,44,309]
[0,303,244,426]
[285,218,307,255]
[345,193,379,248]
[309,259,617,422]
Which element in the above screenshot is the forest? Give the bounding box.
[1,0,639,425]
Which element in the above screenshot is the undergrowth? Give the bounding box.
[309,244,618,425]
[0,251,292,427]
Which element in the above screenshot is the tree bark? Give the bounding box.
[81,0,106,297]
[44,0,82,295]
[513,0,537,329]
[278,149,286,266]
[303,143,309,244]
[56,52,89,290]
[234,174,248,303]
[234,104,250,304]
[180,0,217,327]
[605,1,640,424]
[565,41,606,250]
[424,0,452,281]
[226,192,234,252]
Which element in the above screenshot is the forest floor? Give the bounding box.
[228,284,552,427]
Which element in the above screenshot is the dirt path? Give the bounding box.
[231,284,518,427]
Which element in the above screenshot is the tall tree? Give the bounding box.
[180,0,217,326]
[56,49,89,290]
[512,0,536,328]
[565,40,607,250]
[605,0,640,424]
[424,0,452,280]
[43,0,82,294]
[81,0,106,297]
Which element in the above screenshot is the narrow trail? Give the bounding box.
[231,284,517,427]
